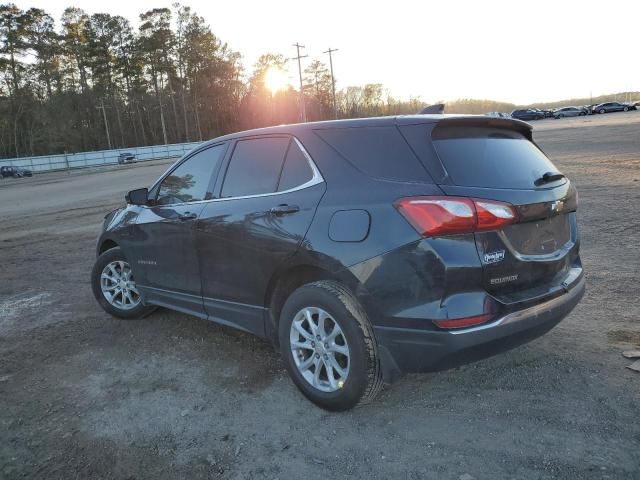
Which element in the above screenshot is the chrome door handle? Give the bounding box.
[270,204,300,216]
[178,212,198,221]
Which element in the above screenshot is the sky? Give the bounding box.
[12,0,640,105]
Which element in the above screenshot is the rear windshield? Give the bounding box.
[432,126,560,189]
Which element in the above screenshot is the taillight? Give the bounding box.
[475,201,517,231]
[394,196,517,237]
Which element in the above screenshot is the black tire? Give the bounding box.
[91,246,156,320]
[623,106,629,112]
[599,109,605,114]
[279,280,383,411]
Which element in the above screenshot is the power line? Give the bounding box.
[292,42,308,122]
[323,47,339,119]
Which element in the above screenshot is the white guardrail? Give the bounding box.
[0,141,203,172]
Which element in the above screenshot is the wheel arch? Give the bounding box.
[97,238,119,256]
[264,261,363,346]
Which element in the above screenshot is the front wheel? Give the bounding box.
[279,281,383,411]
[623,106,629,112]
[91,246,156,319]
[599,109,606,114]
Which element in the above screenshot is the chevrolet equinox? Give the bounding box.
[92,115,585,411]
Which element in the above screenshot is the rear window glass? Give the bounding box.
[432,127,560,189]
[315,126,431,182]
[221,137,289,198]
[277,141,313,191]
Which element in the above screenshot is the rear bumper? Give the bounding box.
[374,276,585,381]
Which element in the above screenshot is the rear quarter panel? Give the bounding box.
[296,130,441,271]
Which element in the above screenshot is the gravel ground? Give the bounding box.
[1,112,639,480]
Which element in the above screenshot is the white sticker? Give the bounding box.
[484,250,505,264]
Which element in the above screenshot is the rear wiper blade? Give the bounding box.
[535,171,565,186]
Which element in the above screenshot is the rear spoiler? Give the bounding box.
[431,116,534,141]
[418,103,445,114]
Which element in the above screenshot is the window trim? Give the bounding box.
[214,135,323,203]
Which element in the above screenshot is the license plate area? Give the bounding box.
[501,213,571,256]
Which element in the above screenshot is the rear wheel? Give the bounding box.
[91,247,156,319]
[279,281,383,411]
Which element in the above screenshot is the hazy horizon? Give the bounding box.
[11,0,640,104]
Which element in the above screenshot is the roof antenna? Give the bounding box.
[418,103,445,114]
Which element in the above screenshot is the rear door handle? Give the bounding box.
[178,212,198,221]
[270,204,300,216]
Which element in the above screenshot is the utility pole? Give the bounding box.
[292,42,308,122]
[323,47,339,119]
[158,95,168,145]
[96,98,112,150]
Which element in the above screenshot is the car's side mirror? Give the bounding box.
[125,187,149,206]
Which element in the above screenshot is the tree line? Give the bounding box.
[0,3,426,158]
[1,3,638,159]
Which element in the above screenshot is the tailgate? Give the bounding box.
[429,118,582,304]
[474,196,581,303]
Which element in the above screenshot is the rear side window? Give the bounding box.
[315,126,431,182]
[432,126,560,189]
[278,141,314,191]
[221,137,289,197]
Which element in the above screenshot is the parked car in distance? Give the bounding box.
[553,106,587,118]
[0,165,33,178]
[92,114,585,410]
[511,109,545,120]
[592,102,636,114]
[118,152,136,164]
[532,108,554,118]
[485,112,511,118]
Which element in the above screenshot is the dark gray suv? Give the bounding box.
[92,115,585,410]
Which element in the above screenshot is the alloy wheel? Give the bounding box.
[100,260,141,310]
[289,306,350,393]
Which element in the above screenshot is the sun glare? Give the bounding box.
[265,67,289,94]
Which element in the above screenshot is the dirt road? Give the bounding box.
[1,112,639,479]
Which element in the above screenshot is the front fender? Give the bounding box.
[95,205,142,257]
